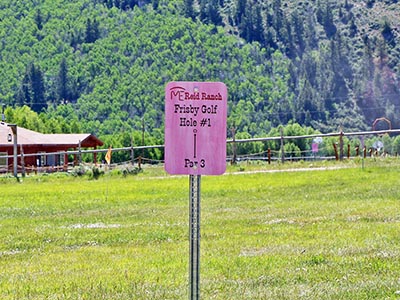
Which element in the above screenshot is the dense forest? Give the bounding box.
[0,0,399,152]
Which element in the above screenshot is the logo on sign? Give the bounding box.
[169,86,223,102]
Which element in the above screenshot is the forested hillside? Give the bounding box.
[0,0,399,145]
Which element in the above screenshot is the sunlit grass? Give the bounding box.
[1,159,400,299]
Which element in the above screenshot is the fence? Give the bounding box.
[228,128,400,163]
[1,128,400,176]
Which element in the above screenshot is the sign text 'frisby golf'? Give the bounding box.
[165,82,227,175]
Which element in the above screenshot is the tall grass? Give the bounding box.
[0,160,399,299]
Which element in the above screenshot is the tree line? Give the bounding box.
[4,105,400,165]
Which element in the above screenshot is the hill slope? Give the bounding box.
[0,0,399,138]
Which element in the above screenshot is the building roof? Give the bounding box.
[0,122,103,148]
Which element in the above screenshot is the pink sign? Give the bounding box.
[164,81,227,175]
[312,143,319,153]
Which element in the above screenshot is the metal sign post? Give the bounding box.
[189,175,201,300]
[164,81,227,300]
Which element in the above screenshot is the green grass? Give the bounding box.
[1,159,400,299]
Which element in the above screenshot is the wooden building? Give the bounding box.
[0,122,104,173]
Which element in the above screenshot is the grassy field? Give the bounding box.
[0,160,400,299]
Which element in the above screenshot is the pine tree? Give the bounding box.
[31,64,46,112]
[361,35,375,80]
[344,0,351,11]
[199,0,222,26]
[349,13,357,37]
[208,0,222,26]
[272,0,283,31]
[305,9,318,49]
[366,0,375,8]
[183,0,195,20]
[199,0,207,23]
[18,63,46,112]
[57,58,69,103]
[18,70,32,107]
[152,0,159,10]
[85,18,93,43]
[34,9,43,30]
[252,4,264,44]
[85,18,100,43]
[323,3,337,38]
[239,2,252,41]
[291,11,305,56]
[381,18,394,44]
[235,0,246,24]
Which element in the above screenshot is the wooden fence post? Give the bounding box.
[93,146,97,165]
[339,129,344,161]
[280,127,285,163]
[333,143,339,161]
[20,145,25,177]
[231,126,237,165]
[347,144,350,159]
[142,118,145,159]
[64,153,68,171]
[268,148,271,164]
[131,135,135,166]
[78,140,82,165]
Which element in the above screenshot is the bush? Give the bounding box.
[70,165,104,179]
[71,165,86,177]
[119,164,142,177]
[89,166,104,180]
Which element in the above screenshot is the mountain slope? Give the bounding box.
[0,0,399,137]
